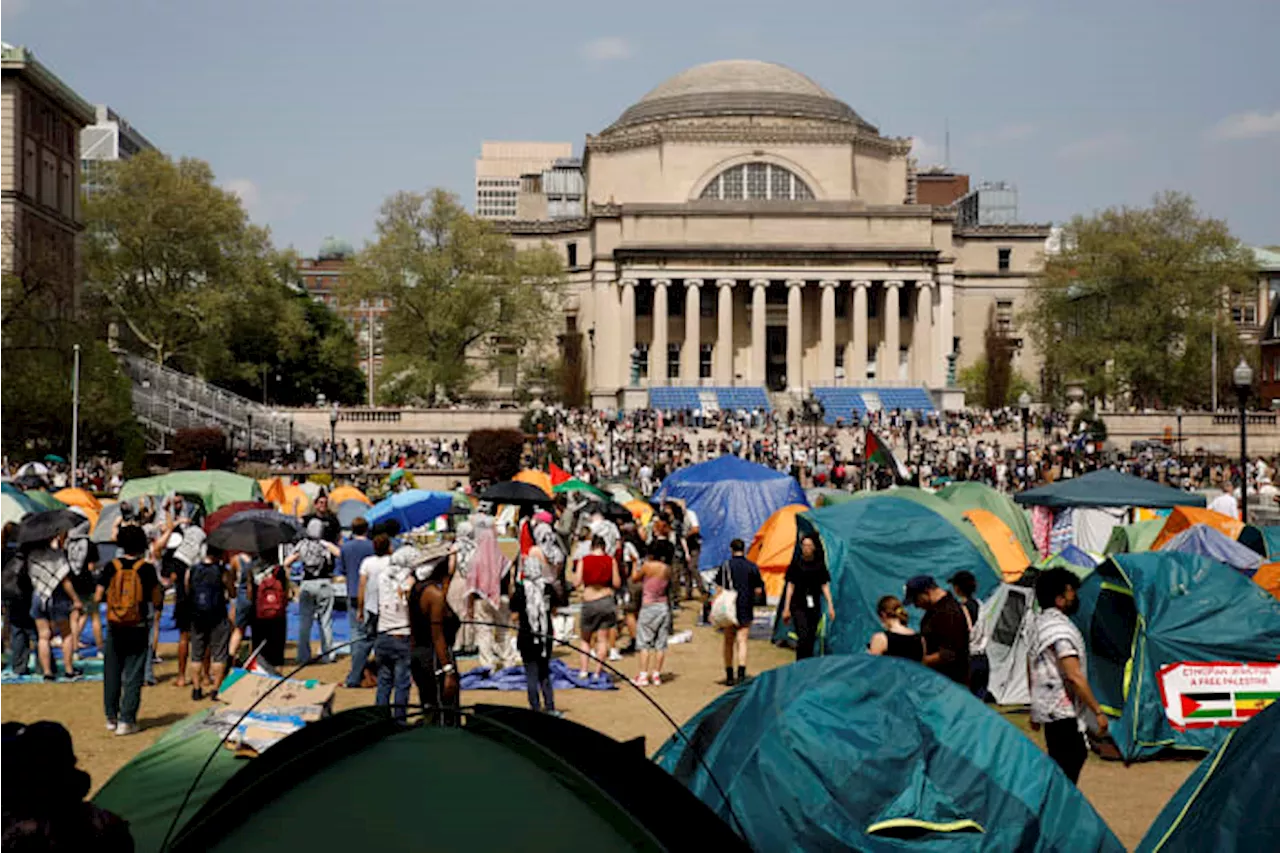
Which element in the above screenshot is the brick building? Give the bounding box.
[298,237,386,403]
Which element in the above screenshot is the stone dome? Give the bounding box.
[605,60,875,134]
[317,235,354,260]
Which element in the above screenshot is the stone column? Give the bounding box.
[619,279,636,385]
[592,278,613,388]
[652,279,669,385]
[936,273,955,387]
[819,280,837,383]
[786,279,804,391]
[883,281,903,382]
[750,279,767,383]
[914,279,932,385]
[851,280,869,383]
[716,279,735,383]
[683,279,702,384]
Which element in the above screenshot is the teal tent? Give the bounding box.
[1014,469,1205,509]
[1071,553,1280,761]
[1104,519,1164,554]
[783,491,1001,652]
[656,656,1124,852]
[1137,700,1280,852]
[936,481,1037,558]
[97,705,745,853]
[1261,526,1280,560]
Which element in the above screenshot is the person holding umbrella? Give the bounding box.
[19,510,87,681]
[207,511,300,669]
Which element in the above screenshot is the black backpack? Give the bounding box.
[2,552,30,603]
[190,561,227,617]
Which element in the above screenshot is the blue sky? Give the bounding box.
[6,0,1277,253]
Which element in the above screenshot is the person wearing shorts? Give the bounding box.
[568,536,619,684]
[185,552,234,701]
[631,543,672,687]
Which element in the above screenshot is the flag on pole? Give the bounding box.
[865,429,910,483]
[549,462,571,486]
[242,641,280,677]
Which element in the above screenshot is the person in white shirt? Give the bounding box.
[1209,483,1240,520]
[372,545,418,720]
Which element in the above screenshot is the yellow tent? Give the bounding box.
[257,478,286,507]
[963,509,1032,583]
[748,504,809,600]
[278,484,312,517]
[514,469,554,497]
[329,485,371,506]
[1150,506,1244,550]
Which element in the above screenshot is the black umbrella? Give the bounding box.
[17,508,84,544]
[13,474,49,491]
[207,514,299,554]
[480,481,553,506]
[594,500,635,525]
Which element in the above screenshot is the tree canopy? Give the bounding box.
[1027,192,1258,408]
[350,190,564,405]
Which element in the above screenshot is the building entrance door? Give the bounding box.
[766,327,787,391]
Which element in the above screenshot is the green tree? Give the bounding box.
[956,358,1034,407]
[351,190,564,405]
[1027,192,1257,409]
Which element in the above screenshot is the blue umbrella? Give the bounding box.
[335,499,370,529]
[364,489,455,531]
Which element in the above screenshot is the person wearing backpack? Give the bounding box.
[281,519,341,666]
[184,547,234,701]
[94,525,162,735]
[250,560,291,667]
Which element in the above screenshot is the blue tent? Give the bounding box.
[656,456,806,571]
[1137,700,1280,852]
[364,490,455,531]
[1072,552,1280,761]
[791,492,1001,653]
[1159,525,1264,576]
[656,656,1123,852]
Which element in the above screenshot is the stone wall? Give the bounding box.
[281,408,523,442]
[1100,411,1280,456]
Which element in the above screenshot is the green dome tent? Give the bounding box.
[97,705,746,853]
[656,656,1124,852]
[119,471,263,514]
[1136,700,1280,852]
[777,491,1002,653]
[936,481,1037,559]
[1103,519,1163,554]
[1072,552,1280,762]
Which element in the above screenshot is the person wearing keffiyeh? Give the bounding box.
[510,545,559,716]
[26,539,86,681]
[467,514,516,672]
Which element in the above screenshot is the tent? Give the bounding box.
[1253,562,1280,601]
[98,705,745,853]
[52,487,101,513]
[789,490,1001,653]
[937,481,1037,558]
[1013,469,1205,509]
[1104,520,1164,554]
[256,478,286,507]
[655,656,1123,852]
[973,570,1040,705]
[1038,544,1097,575]
[513,468,554,497]
[23,490,66,511]
[1071,552,1280,761]
[1159,525,1264,575]
[0,483,40,527]
[120,472,262,513]
[327,485,370,506]
[1150,506,1244,551]
[278,484,312,517]
[656,456,807,571]
[746,503,807,599]
[1262,526,1280,560]
[964,508,1033,582]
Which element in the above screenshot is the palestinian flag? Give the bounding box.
[549,462,571,487]
[1179,692,1233,720]
[1235,691,1280,718]
[865,429,910,482]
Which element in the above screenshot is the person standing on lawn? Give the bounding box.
[905,575,970,687]
[95,525,163,736]
[185,547,234,700]
[509,543,560,715]
[338,517,375,687]
[781,535,835,660]
[714,539,764,686]
[283,519,341,666]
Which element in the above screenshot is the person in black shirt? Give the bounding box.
[905,575,970,686]
[95,525,164,736]
[867,595,925,661]
[949,570,989,700]
[782,535,836,660]
[715,539,765,684]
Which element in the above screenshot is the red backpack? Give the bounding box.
[255,569,286,620]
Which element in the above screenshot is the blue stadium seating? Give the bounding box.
[647,386,772,412]
[810,387,935,424]
[715,387,770,411]
[648,387,701,411]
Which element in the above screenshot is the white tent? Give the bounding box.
[974,577,1039,705]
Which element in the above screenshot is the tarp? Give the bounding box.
[459,659,617,691]
[1136,700,1280,853]
[937,481,1037,558]
[120,472,262,513]
[794,492,1001,653]
[1072,553,1280,761]
[23,490,66,511]
[1014,469,1205,509]
[1150,506,1244,551]
[1104,519,1164,554]
[656,456,807,571]
[1159,525,1264,575]
[655,655,1123,852]
[964,508,1032,582]
[746,503,808,600]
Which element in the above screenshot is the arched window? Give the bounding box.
[698,162,815,201]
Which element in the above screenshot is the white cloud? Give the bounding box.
[581,36,631,62]
[910,136,945,166]
[1056,131,1131,161]
[224,178,260,212]
[971,122,1036,146]
[1208,109,1280,141]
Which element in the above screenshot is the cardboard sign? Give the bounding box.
[1157,662,1280,730]
[217,668,335,722]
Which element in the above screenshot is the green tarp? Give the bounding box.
[119,471,263,513]
[936,481,1038,559]
[1104,519,1164,554]
[1014,469,1205,509]
[656,656,1124,852]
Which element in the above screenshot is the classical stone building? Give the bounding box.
[499,60,1052,413]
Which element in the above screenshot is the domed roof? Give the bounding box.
[317,235,354,260]
[605,60,875,134]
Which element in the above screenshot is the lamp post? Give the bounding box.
[903,408,916,485]
[1233,359,1253,523]
[1174,406,1184,470]
[329,402,339,484]
[1019,391,1032,490]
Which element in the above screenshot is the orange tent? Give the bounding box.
[1151,506,1243,551]
[514,469,553,497]
[53,487,102,513]
[1254,562,1280,602]
[624,499,653,526]
[748,504,808,600]
[963,509,1032,583]
[328,485,371,506]
[257,478,286,507]
[278,484,312,517]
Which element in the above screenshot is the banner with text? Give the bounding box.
[1157,661,1280,730]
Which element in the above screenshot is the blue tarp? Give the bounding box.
[1073,553,1280,761]
[656,655,1123,852]
[1159,525,1264,575]
[656,456,807,571]
[458,658,618,691]
[364,489,454,531]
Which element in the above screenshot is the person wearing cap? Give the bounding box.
[905,575,970,686]
[282,519,341,666]
[949,570,989,700]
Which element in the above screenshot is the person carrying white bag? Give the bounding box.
[711,539,765,686]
